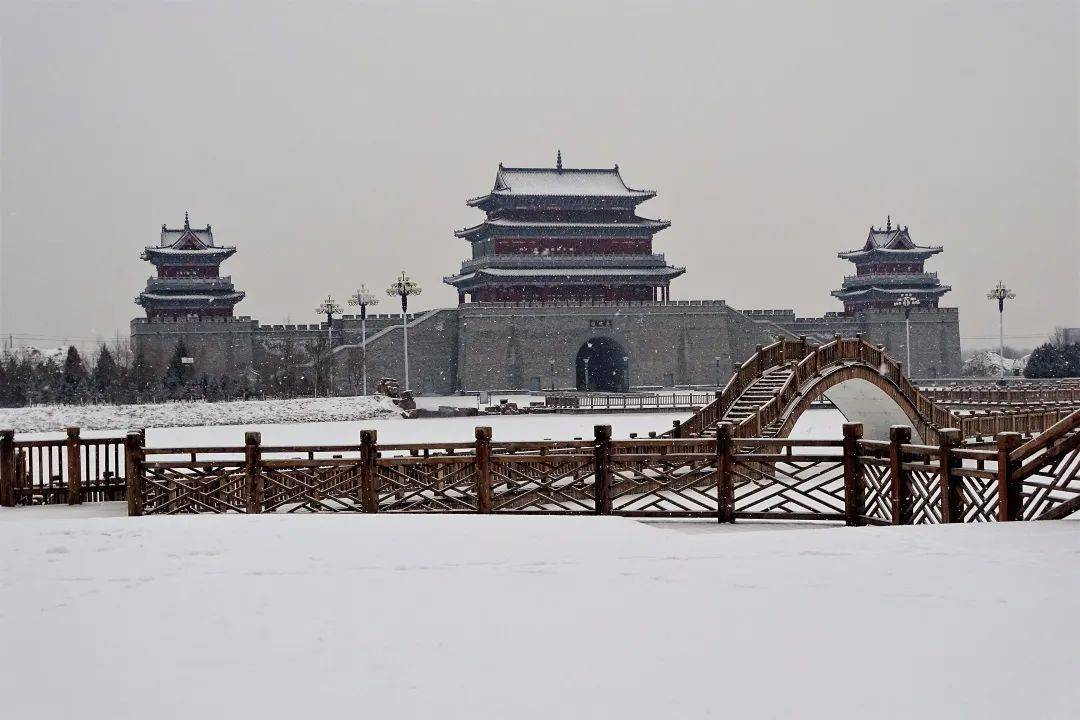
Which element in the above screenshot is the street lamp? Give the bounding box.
[893,293,919,373]
[314,295,342,396]
[987,281,1016,379]
[347,285,379,395]
[386,271,422,392]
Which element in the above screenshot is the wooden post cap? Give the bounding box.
[244,431,261,445]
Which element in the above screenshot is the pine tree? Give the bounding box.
[162,341,192,398]
[128,348,153,402]
[92,345,118,402]
[60,346,89,403]
[1024,343,1068,378]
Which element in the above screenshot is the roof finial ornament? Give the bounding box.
[184,210,190,229]
[556,149,562,171]
[886,215,891,231]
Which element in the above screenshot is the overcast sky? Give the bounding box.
[1,1,1077,351]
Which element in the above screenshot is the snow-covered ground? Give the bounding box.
[8,397,844,447]
[0,506,1076,719]
[0,395,401,433]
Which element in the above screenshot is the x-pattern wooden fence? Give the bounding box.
[6,409,1079,525]
[109,408,1080,525]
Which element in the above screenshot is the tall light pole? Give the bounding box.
[314,295,342,396]
[893,293,919,373]
[347,285,379,395]
[987,281,1016,379]
[386,271,422,392]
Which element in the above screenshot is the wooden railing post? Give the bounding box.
[889,425,913,525]
[475,426,493,513]
[124,431,145,516]
[716,422,735,523]
[842,422,864,526]
[0,430,14,507]
[66,427,82,505]
[996,431,1023,521]
[594,424,612,515]
[938,428,963,523]
[244,431,262,514]
[359,429,379,513]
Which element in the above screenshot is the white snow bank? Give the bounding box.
[0,395,401,433]
[0,511,1076,719]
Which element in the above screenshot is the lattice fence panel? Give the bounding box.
[909,465,943,525]
[1020,442,1080,520]
[143,463,246,514]
[491,455,595,512]
[261,462,363,512]
[732,456,845,518]
[609,454,717,514]
[953,466,999,523]
[860,459,892,524]
[377,457,479,512]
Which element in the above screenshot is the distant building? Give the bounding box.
[444,153,684,303]
[135,213,245,319]
[832,218,951,314]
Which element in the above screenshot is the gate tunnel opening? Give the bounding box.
[576,337,629,392]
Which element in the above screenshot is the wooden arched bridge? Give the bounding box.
[670,336,1076,443]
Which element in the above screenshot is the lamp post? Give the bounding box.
[314,295,342,396]
[347,285,379,395]
[386,271,422,392]
[583,357,590,392]
[893,293,919,373]
[987,281,1016,380]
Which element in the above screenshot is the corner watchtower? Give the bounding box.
[135,212,245,319]
[832,218,951,314]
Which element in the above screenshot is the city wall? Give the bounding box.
[131,301,963,393]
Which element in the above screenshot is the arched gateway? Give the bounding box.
[576,337,629,392]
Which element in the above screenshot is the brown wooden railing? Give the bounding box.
[920,385,1080,405]
[0,428,131,506]
[545,393,714,412]
[116,409,1080,521]
[670,336,1079,441]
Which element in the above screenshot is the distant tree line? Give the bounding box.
[1024,339,1080,379]
[0,337,334,408]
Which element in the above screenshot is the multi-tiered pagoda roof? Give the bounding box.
[832,219,951,313]
[445,154,683,303]
[136,213,245,319]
